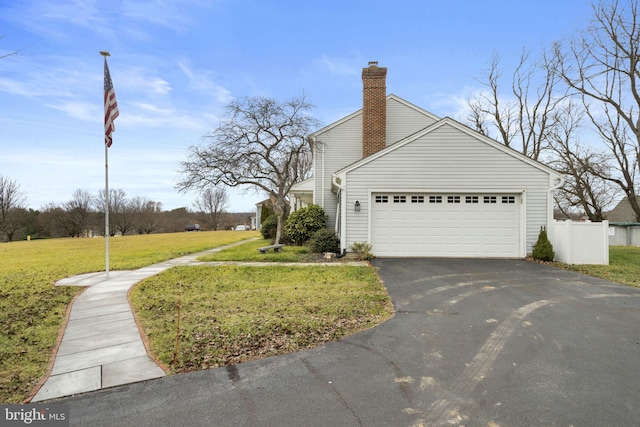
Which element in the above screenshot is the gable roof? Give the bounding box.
[607,196,640,222]
[333,116,560,178]
[290,176,314,192]
[310,94,440,138]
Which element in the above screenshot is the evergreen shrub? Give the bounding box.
[261,215,278,240]
[532,226,555,261]
[308,229,340,253]
[284,204,328,244]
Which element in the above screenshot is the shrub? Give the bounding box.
[284,204,328,245]
[260,204,275,227]
[261,214,278,240]
[350,241,374,261]
[532,226,555,261]
[308,229,340,254]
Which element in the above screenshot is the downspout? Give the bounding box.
[547,174,565,253]
[321,139,325,208]
[332,174,346,252]
[308,136,319,205]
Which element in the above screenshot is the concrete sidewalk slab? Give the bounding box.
[30,238,369,402]
[32,269,167,402]
[55,271,133,287]
[31,239,259,402]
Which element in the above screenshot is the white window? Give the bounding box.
[484,196,497,204]
[375,195,388,203]
[429,195,443,203]
[393,195,407,203]
[502,196,515,204]
[465,196,479,203]
[447,196,461,203]
[411,195,425,203]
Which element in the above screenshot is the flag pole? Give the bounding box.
[104,136,110,277]
[101,50,112,277]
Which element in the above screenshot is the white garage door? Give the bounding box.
[371,193,520,258]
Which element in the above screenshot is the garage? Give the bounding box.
[370,193,521,258]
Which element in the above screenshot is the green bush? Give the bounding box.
[532,226,555,261]
[261,214,278,240]
[350,241,374,261]
[260,204,275,226]
[284,204,328,245]
[308,229,340,253]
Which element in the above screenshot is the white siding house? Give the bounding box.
[308,94,438,230]
[291,62,561,258]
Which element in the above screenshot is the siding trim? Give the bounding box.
[334,118,560,180]
[310,94,441,138]
[386,94,441,122]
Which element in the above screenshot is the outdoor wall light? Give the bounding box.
[354,200,361,212]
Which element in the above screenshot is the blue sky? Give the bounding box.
[0,0,595,212]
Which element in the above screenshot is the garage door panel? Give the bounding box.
[463,228,480,237]
[371,193,520,258]
[445,227,462,237]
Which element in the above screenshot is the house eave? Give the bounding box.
[333,117,561,179]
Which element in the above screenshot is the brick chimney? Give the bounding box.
[362,61,387,158]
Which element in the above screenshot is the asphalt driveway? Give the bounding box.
[59,259,640,426]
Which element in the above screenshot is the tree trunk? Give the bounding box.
[275,213,285,245]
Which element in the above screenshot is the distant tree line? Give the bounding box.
[0,175,250,242]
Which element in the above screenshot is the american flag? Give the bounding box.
[103,59,119,148]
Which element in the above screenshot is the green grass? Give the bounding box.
[0,231,257,403]
[198,238,310,262]
[558,246,640,288]
[130,265,393,372]
[5,231,635,404]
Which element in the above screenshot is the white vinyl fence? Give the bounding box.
[550,220,609,265]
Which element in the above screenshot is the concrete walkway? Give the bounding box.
[31,241,367,402]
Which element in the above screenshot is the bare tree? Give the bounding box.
[547,101,617,220]
[178,95,319,243]
[466,49,564,160]
[42,190,95,237]
[95,188,134,235]
[556,0,640,221]
[467,52,517,147]
[0,175,27,241]
[130,196,163,234]
[64,189,94,237]
[40,204,69,237]
[194,187,228,231]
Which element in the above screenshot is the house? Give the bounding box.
[606,195,640,247]
[607,196,640,223]
[290,62,562,258]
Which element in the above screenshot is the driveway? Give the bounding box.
[59,259,640,426]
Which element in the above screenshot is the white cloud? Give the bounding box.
[119,67,172,95]
[177,61,233,104]
[0,0,115,41]
[122,101,209,130]
[314,55,361,76]
[121,0,213,33]
[46,101,100,121]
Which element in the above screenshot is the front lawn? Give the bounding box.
[198,238,310,262]
[130,265,393,372]
[0,231,257,403]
